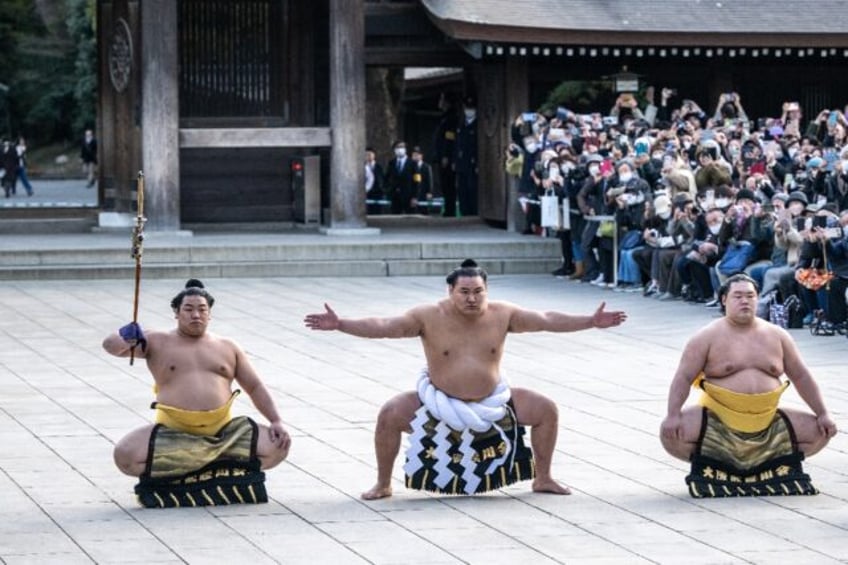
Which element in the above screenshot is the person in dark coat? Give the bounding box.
[410,146,434,214]
[385,140,417,214]
[454,96,479,216]
[1,139,18,198]
[433,93,459,217]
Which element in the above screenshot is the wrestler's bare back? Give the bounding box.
[140,330,239,411]
[416,300,513,401]
[697,317,787,394]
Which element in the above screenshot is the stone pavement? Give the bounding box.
[0,179,97,209]
[0,273,846,564]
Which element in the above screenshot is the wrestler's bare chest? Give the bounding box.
[148,339,236,386]
[703,330,784,391]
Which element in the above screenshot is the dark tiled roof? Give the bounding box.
[421,0,848,46]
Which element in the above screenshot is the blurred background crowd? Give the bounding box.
[505,86,848,335]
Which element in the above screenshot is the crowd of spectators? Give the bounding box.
[506,87,848,335]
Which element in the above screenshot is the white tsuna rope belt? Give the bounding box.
[403,370,515,494]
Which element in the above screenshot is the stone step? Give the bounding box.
[0,257,560,281]
[0,228,562,279]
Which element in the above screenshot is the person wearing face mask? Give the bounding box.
[633,192,678,297]
[795,207,847,330]
[610,160,650,235]
[798,156,828,205]
[454,96,479,216]
[757,192,805,300]
[511,117,543,234]
[385,140,417,214]
[694,145,731,192]
[365,147,386,215]
[552,152,585,278]
[825,147,848,212]
[676,207,725,303]
[577,154,616,283]
[433,93,459,217]
[816,209,848,333]
[712,189,775,301]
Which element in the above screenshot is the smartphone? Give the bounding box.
[795,217,807,231]
[824,227,844,239]
[828,111,839,127]
[522,112,537,122]
[813,216,828,229]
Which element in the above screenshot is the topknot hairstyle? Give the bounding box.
[170,279,216,311]
[446,259,488,287]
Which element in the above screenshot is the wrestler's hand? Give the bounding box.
[304,303,340,331]
[591,302,628,328]
[269,420,292,451]
[817,412,838,438]
[118,322,147,351]
[660,414,684,440]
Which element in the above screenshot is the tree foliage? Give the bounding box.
[0,0,95,144]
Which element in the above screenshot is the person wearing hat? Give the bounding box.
[757,190,806,298]
[797,155,827,205]
[694,143,732,191]
[454,95,479,216]
[577,153,615,283]
[771,191,789,210]
[713,187,775,290]
[786,190,808,213]
[633,191,678,297]
[825,146,848,212]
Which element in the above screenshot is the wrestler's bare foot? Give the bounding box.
[361,484,393,500]
[533,477,572,495]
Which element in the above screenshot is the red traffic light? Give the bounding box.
[291,160,303,172]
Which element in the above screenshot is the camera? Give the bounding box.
[533,159,552,181]
[568,164,588,183]
[556,106,572,121]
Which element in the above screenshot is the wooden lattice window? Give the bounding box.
[178,0,287,121]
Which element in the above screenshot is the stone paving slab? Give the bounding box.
[0,274,846,564]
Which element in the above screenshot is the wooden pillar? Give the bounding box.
[141,0,180,231]
[328,0,366,229]
[504,58,528,232]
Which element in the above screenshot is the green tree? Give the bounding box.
[67,0,96,134]
[1,0,95,144]
[0,0,42,138]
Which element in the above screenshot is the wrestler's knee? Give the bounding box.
[513,389,558,427]
[259,445,288,470]
[375,393,419,433]
[113,440,142,477]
